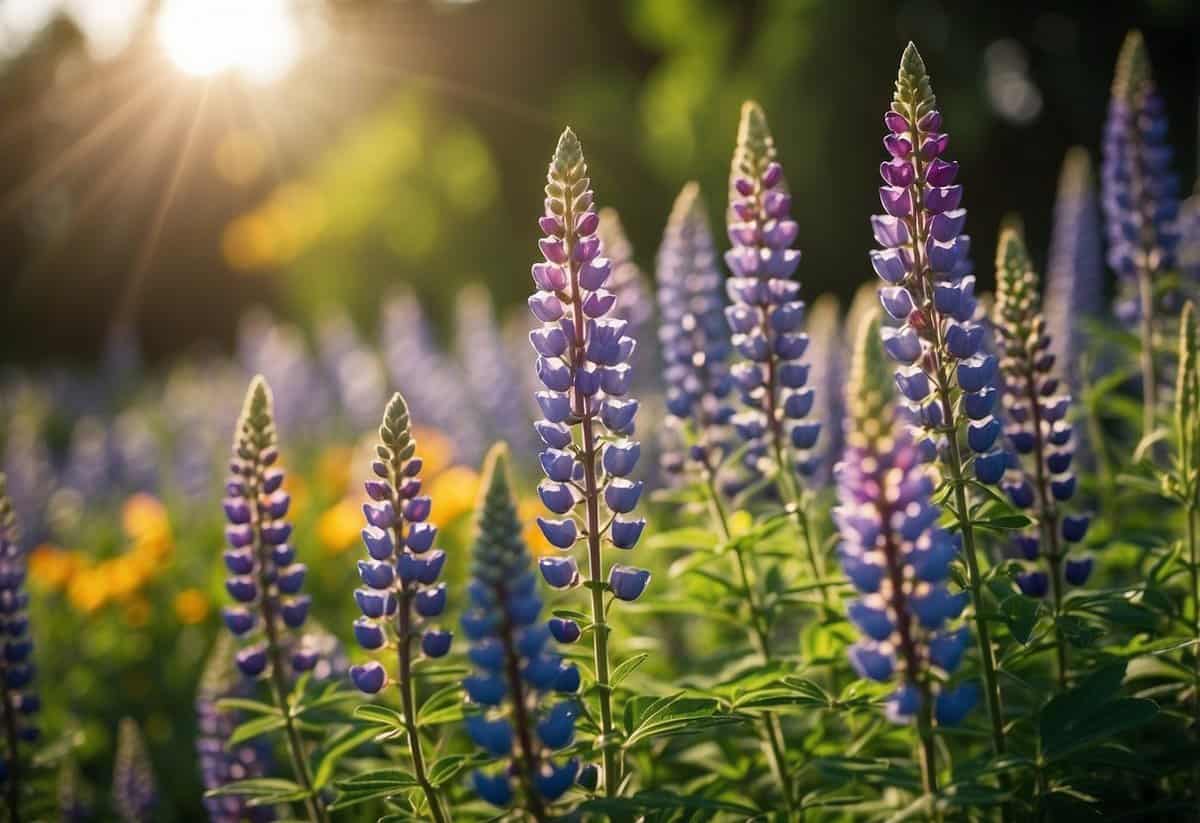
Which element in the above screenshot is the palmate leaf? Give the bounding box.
[622,692,746,748]
[312,724,382,789]
[1040,662,1159,762]
[610,652,649,688]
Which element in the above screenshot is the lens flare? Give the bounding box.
[156,0,299,83]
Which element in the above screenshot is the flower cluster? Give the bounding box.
[0,474,37,789]
[529,127,648,598]
[1045,148,1105,396]
[724,101,820,478]
[222,376,319,679]
[196,635,276,823]
[113,718,158,823]
[349,393,452,694]
[1101,30,1181,324]
[656,181,734,474]
[871,43,1005,483]
[992,229,1092,597]
[463,445,582,811]
[836,310,976,726]
[806,294,845,485]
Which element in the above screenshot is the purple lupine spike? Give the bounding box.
[805,294,844,486]
[874,41,1005,758]
[381,291,484,464]
[1045,148,1105,398]
[870,45,1002,477]
[316,311,388,431]
[1101,31,1182,432]
[837,309,975,747]
[457,286,539,458]
[993,228,1091,685]
[196,635,276,823]
[348,392,451,821]
[0,474,37,815]
[529,128,642,796]
[237,309,333,435]
[113,719,158,823]
[724,101,820,482]
[655,182,734,478]
[1179,188,1200,285]
[463,445,581,814]
[222,377,318,681]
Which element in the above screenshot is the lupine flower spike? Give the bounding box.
[806,294,845,486]
[348,392,451,823]
[725,100,826,598]
[197,635,276,823]
[113,719,158,823]
[463,444,581,819]
[221,376,326,823]
[0,474,36,822]
[871,42,1007,758]
[656,181,734,479]
[1102,30,1182,436]
[530,127,646,795]
[993,228,1091,688]
[837,308,976,797]
[597,207,654,369]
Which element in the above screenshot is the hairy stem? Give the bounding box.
[1138,267,1158,437]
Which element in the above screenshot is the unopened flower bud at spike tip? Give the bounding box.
[552,126,584,175]
[1112,30,1149,102]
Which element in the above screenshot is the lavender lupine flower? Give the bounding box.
[57,758,94,822]
[0,474,37,816]
[873,41,1007,757]
[836,310,975,793]
[113,718,158,823]
[463,445,581,815]
[382,291,484,464]
[197,635,276,823]
[530,128,645,796]
[805,295,844,486]
[1045,148,1105,398]
[993,229,1091,682]
[724,101,821,482]
[1179,189,1200,284]
[655,182,734,477]
[1101,31,1182,432]
[223,377,319,681]
[238,310,333,435]
[598,208,655,370]
[457,287,538,457]
[316,311,387,431]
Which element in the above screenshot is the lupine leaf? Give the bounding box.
[312,725,381,789]
[214,697,281,716]
[227,715,288,746]
[610,652,649,688]
[205,777,307,801]
[329,769,419,811]
[579,790,760,816]
[644,526,720,552]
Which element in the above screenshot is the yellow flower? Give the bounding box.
[67,569,108,614]
[123,596,151,628]
[428,466,481,524]
[121,494,170,542]
[317,498,361,555]
[317,446,354,498]
[412,426,454,478]
[174,588,210,625]
[518,499,555,558]
[106,557,149,601]
[285,473,310,520]
[28,545,81,590]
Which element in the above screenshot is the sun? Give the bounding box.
[156,0,300,84]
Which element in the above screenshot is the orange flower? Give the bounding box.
[174,588,210,625]
[121,494,170,542]
[28,545,82,590]
[67,569,109,614]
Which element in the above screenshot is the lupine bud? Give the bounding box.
[872,43,1002,479]
[656,182,735,475]
[463,446,582,812]
[196,635,277,823]
[350,394,452,692]
[113,718,158,823]
[725,102,820,479]
[837,310,975,727]
[992,229,1091,594]
[221,377,317,679]
[1102,31,1181,325]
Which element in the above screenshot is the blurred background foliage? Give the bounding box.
[0,0,1195,362]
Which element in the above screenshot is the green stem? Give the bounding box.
[1137,266,1158,438]
[396,594,449,823]
[916,680,939,819]
[703,471,797,818]
[1189,506,1200,760]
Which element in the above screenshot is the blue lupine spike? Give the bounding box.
[463,445,582,815]
[222,378,317,680]
[836,306,974,728]
[0,473,37,808]
[351,392,452,693]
